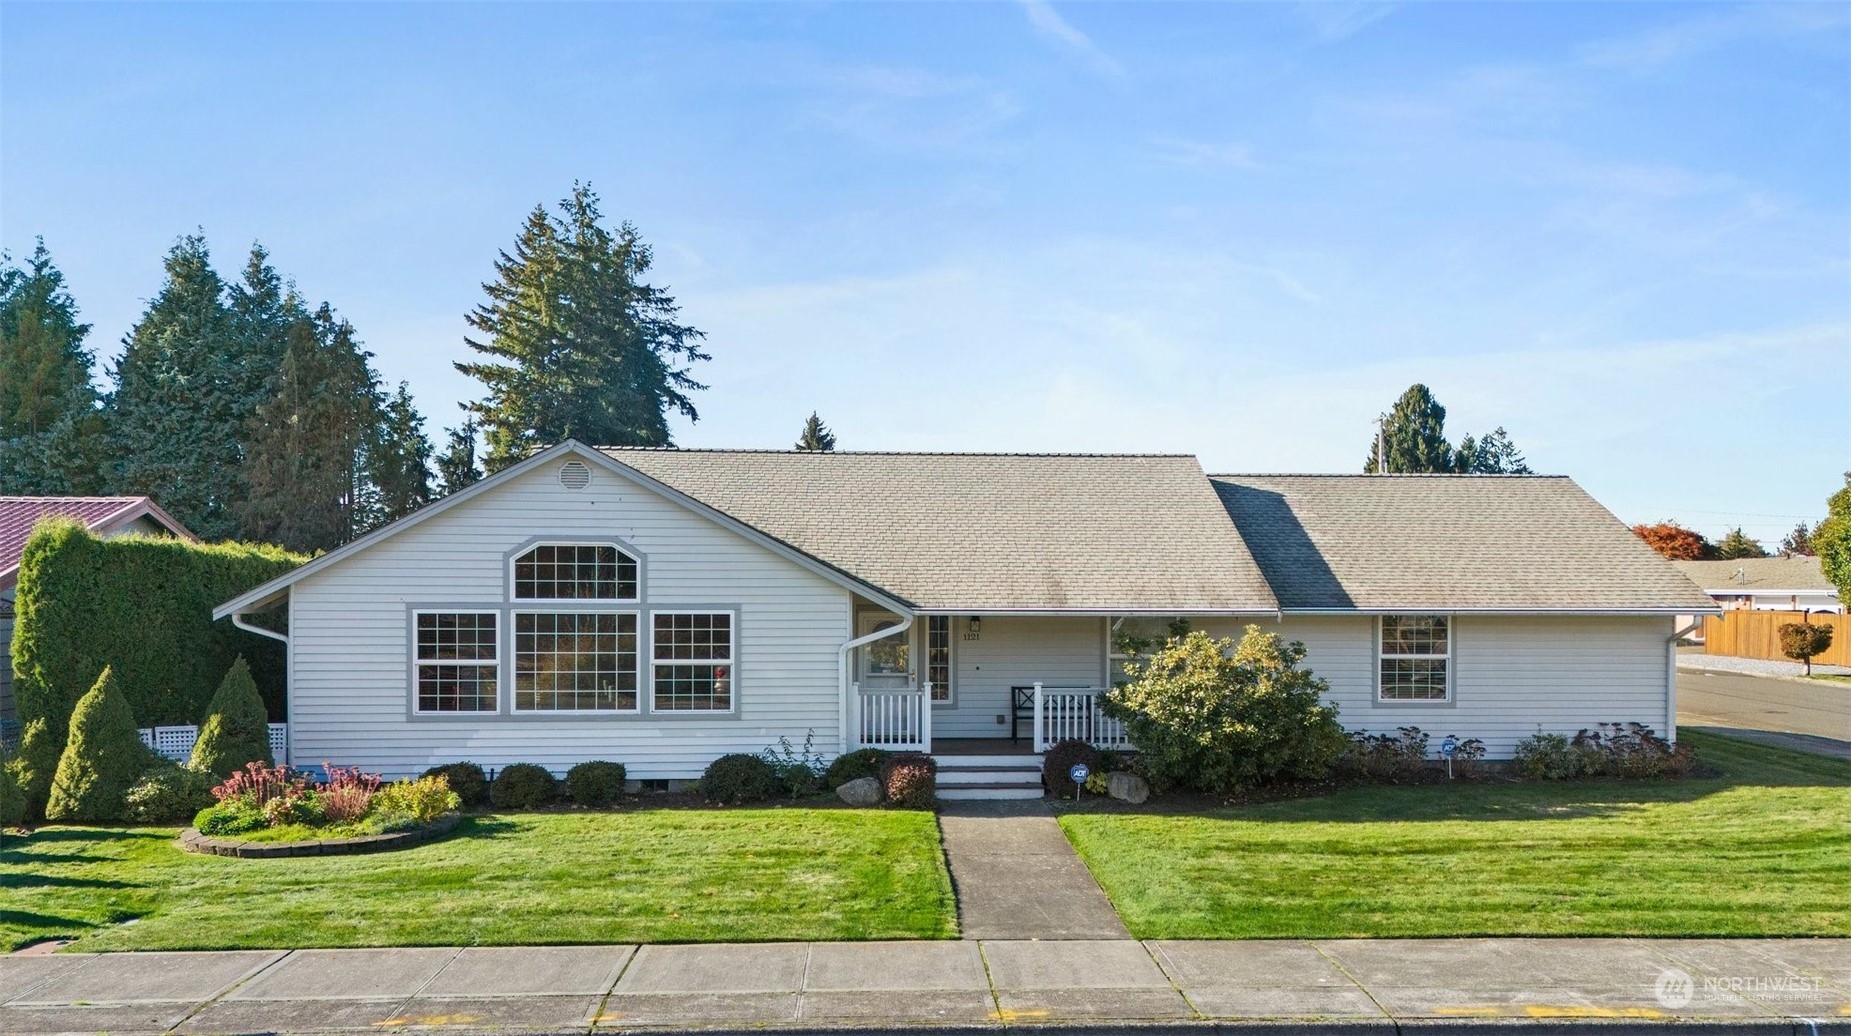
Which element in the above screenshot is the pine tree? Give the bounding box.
[239,306,381,552]
[794,412,837,452]
[1454,426,1533,474]
[189,657,273,779]
[108,236,243,537]
[434,414,483,495]
[1715,527,1768,560]
[457,184,709,471]
[365,382,433,528]
[0,240,105,494]
[1364,384,1454,474]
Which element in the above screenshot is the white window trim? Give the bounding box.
[649,609,738,715]
[926,615,955,707]
[411,609,502,716]
[508,540,642,604]
[509,608,643,715]
[1375,614,1453,704]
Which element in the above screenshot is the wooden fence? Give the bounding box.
[1702,610,1851,668]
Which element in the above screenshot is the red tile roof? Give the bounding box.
[0,496,194,587]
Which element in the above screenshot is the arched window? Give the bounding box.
[512,543,638,601]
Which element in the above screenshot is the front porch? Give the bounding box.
[850,680,1131,755]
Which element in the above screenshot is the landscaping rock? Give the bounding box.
[1106,772,1149,804]
[836,777,882,806]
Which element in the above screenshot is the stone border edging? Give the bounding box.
[178,812,461,858]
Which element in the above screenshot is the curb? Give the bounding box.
[178,812,461,858]
[1676,662,1850,687]
[516,1020,1848,1035]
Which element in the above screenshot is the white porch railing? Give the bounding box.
[1032,683,1130,752]
[138,723,289,765]
[851,682,932,752]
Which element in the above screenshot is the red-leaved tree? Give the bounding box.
[1632,521,1714,560]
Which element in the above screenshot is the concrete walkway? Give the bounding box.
[936,800,1130,940]
[3,938,1848,1033]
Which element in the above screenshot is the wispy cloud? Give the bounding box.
[1018,0,1126,81]
[1579,4,1850,71]
[1151,136,1261,171]
[801,62,1023,155]
[1295,2,1398,42]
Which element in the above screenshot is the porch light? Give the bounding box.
[969,616,981,634]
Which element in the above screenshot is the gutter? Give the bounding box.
[838,613,913,754]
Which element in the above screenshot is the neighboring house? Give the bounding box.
[1673,557,1842,615]
[0,496,196,728]
[216,442,1715,792]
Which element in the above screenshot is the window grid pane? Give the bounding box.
[513,544,638,600]
[653,613,733,710]
[1379,615,1449,701]
[417,664,498,713]
[927,616,951,702]
[416,612,498,661]
[1379,658,1448,701]
[1380,615,1448,656]
[514,612,638,711]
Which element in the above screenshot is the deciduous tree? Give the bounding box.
[1780,521,1815,558]
[1815,473,1851,607]
[1631,521,1713,560]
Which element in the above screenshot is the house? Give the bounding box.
[1673,557,1841,615]
[214,442,1715,796]
[1,496,196,730]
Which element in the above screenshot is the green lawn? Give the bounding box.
[1060,730,1851,939]
[2,808,956,951]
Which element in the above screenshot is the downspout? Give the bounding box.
[838,614,913,754]
[1666,618,1704,743]
[232,611,289,646]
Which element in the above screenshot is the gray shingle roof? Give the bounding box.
[602,449,1280,612]
[1673,557,1835,594]
[1210,474,1716,612]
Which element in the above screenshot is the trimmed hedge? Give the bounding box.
[190,657,274,778]
[702,753,778,805]
[565,761,627,806]
[10,519,305,734]
[824,748,892,790]
[422,762,489,809]
[490,763,556,809]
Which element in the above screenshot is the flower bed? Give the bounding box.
[181,762,460,855]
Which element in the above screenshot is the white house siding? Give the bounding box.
[286,460,851,779]
[1197,615,1674,757]
[934,615,1107,739]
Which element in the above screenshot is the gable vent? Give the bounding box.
[558,460,592,491]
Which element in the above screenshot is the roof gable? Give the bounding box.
[1211,474,1717,613]
[0,496,194,586]
[602,449,1280,613]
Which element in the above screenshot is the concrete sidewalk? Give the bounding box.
[3,938,1848,1034]
[937,800,1130,941]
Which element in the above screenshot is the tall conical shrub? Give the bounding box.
[0,762,24,827]
[189,657,273,778]
[46,667,153,822]
[10,717,62,822]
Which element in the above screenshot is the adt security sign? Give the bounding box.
[1069,763,1091,800]
[1439,736,1458,779]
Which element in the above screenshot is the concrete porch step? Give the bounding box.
[937,784,1046,801]
[936,767,1041,786]
[931,753,1040,769]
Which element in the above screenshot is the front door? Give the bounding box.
[858,615,912,690]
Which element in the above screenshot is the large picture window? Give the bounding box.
[1378,614,1450,702]
[415,612,499,713]
[514,612,639,712]
[926,616,952,703]
[513,543,638,601]
[653,612,733,712]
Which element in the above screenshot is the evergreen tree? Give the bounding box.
[1454,426,1533,474]
[8,717,61,823]
[0,240,105,494]
[1364,384,1454,473]
[46,667,154,823]
[434,415,483,495]
[365,382,433,527]
[108,236,244,538]
[794,412,838,452]
[239,306,381,552]
[189,657,273,778]
[1715,527,1768,560]
[457,184,708,471]
[1779,522,1814,558]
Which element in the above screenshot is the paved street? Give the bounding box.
[2,938,1848,1034]
[1678,667,1851,757]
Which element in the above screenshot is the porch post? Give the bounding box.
[849,681,861,750]
[1032,681,1044,752]
[920,681,933,753]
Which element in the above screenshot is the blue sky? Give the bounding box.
[4,2,1847,542]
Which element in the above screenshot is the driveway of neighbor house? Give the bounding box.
[1677,665,1851,759]
[4,938,1848,1033]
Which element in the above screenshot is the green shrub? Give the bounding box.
[10,519,305,732]
[879,753,937,809]
[194,800,266,836]
[189,657,274,778]
[489,763,555,809]
[1105,627,1347,794]
[46,667,157,822]
[10,717,61,822]
[1513,732,1589,779]
[125,763,217,824]
[1042,740,1099,797]
[565,761,627,806]
[824,748,892,790]
[1340,726,1431,782]
[1573,723,1695,779]
[0,762,22,826]
[1778,621,1835,675]
[374,775,461,823]
[701,753,778,805]
[421,762,489,808]
[760,731,825,798]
